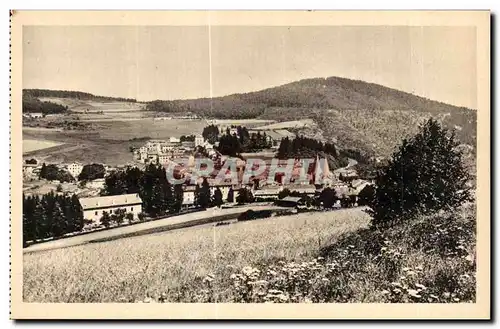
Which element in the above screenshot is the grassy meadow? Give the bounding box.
[23,204,476,303]
[23,208,370,302]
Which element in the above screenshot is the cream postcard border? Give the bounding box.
[10,10,490,319]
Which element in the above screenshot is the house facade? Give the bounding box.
[79,193,143,223]
[67,162,84,179]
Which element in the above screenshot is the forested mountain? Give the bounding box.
[146,76,476,157]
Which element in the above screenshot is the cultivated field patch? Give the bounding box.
[23,139,65,154]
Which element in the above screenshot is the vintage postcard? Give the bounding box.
[10,11,490,319]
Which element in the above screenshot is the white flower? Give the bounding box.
[407,289,421,298]
[415,283,427,290]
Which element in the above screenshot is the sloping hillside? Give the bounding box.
[147,76,477,157]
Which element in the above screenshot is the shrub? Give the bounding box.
[138,212,146,221]
[368,118,472,229]
[125,213,134,223]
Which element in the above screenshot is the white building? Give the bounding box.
[67,162,84,179]
[79,193,143,223]
[195,134,204,147]
[182,185,197,208]
[169,136,181,144]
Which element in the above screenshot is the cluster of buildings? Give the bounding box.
[134,135,216,164]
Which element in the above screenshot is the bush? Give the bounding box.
[125,213,134,222]
[368,118,472,229]
[236,188,254,205]
[138,212,146,222]
[237,210,272,222]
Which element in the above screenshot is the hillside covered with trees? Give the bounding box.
[23,89,137,103]
[146,76,476,158]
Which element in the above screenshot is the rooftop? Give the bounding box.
[79,193,142,210]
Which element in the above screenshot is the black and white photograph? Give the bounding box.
[10,10,490,319]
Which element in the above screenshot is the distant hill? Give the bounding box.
[23,89,137,103]
[146,76,477,157]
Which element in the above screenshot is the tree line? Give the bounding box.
[277,136,338,159]
[23,89,136,102]
[104,164,184,217]
[208,125,273,156]
[23,192,85,246]
[23,95,68,115]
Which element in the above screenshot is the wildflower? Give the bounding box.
[304,298,313,303]
[143,297,154,303]
[381,290,390,295]
[407,289,421,298]
[393,288,402,294]
[390,282,402,287]
[415,283,427,290]
[429,294,439,299]
[442,292,451,298]
[278,294,289,302]
[415,265,423,271]
[400,276,407,280]
[268,289,283,295]
[321,278,330,283]
[267,270,277,276]
[453,298,460,302]
[402,267,410,272]
[406,271,417,276]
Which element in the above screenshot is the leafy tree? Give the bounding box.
[319,187,337,208]
[138,212,146,221]
[100,211,111,228]
[236,188,254,205]
[202,125,219,144]
[56,184,63,192]
[78,163,106,181]
[125,212,134,222]
[111,208,127,225]
[357,184,375,206]
[227,187,235,203]
[368,118,472,229]
[212,187,224,207]
[25,158,37,165]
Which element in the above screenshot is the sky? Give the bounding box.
[23,25,477,108]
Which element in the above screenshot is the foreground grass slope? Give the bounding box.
[23,204,475,303]
[23,208,370,302]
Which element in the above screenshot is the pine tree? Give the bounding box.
[368,118,472,228]
[227,187,234,203]
[172,184,184,213]
[212,187,223,207]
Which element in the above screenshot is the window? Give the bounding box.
[131,207,133,211]
[95,211,98,216]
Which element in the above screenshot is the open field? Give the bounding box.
[23,204,289,253]
[23,207,370,302]
[254,119,315,130]
[23,139,64,154]
[38,97,145,113]
[22,117,206,164]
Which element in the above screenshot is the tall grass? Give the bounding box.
[23,208,370,302]
[23,205,475,303]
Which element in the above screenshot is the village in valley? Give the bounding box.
[23,111,373,243]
